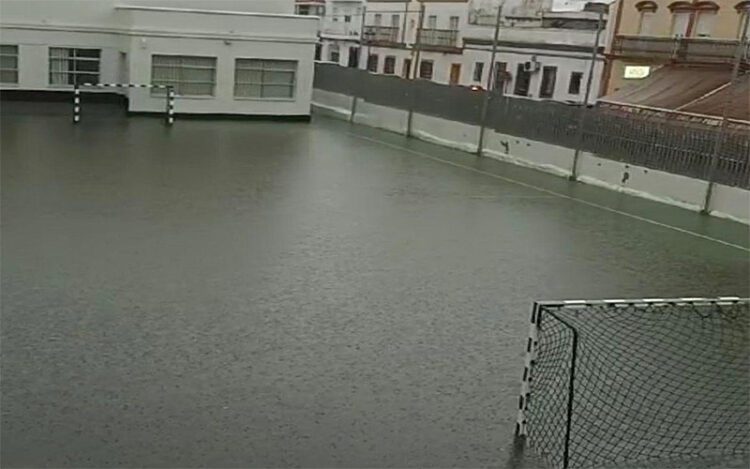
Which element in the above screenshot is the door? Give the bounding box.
[402,58,411,78]
[449,63,461,85]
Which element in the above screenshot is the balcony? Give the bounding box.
[321,22,360,39]
[612,35,748,64]
[420,28,459,51]
[363,26,400,45]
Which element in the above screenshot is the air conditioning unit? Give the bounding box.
[523,60,541,73]
[523,60,542,73]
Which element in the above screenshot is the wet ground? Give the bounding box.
[2,102,748,468]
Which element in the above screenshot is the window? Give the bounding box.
[694,9,717,37]
[493,61,507,90]
[402,58,412,78]
[49,47,100,86]
[738,2,750,39]
[669,2,693,36]
[391,14,400,27]
[539,66,557,98]
[374,13,382,26]
[514,63,531,96]
[449,16,459,30]
[568,71,583,94]
[367,54,379,72]
[151,55,216,96]
[315,44,322,61]
[329,45,340,63]
[670,10,691,35]
[419,60,433,79]
[427,15,437,29]
[1,45,19,84]
[347,47,360,68]
[473,62,484,82]
[636,1,658,34]
[344,15,352,23]
[234,59,296,99]
[638,10,656,34]
[296,4,324,16]
[384,56,396,74]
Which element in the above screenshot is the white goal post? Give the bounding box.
[72,83,175,125]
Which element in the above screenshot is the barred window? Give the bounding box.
[151,55,216,96]
[234,59,297,99]
[1,45,18,84]
[49,47,100,85]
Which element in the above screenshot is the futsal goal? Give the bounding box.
[72,83,175,125]
[516,297,749,469]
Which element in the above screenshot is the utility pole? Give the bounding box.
[569,10,604,181]
[349,4,368,123]
[702,16,749,214]
[476,3,503,157]
[406,1,426,137]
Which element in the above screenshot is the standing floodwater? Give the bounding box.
[2,103,748,468]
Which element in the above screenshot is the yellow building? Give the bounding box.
[600,0,749,116]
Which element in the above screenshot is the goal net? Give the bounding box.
[516,297,749,469]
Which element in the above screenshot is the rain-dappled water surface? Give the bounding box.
[2,102,748,468]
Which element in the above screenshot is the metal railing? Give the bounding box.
[363,26,399,45]
[313,62,750,190]
[420,28,459,48]
[612,35,746,64]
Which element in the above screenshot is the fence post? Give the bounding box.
[702,18,748,214]
[350,5,368,123]
[166,86,175,125]
[406,2,425,137]
[569,11,604,181]
[476,4,503,157]
[73,84,80,124]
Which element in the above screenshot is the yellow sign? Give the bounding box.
[624,66,651,79]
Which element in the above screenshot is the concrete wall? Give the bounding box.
[311,88,750,224]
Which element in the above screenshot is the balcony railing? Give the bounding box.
[612,35,748,64]
[363,26,399,45]
[420,28,459,48]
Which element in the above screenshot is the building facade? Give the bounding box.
[0,0,318,117]
[602,0,749,95]
[355,0,606,103]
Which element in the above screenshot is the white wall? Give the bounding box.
[127,35,314,115]
[0,0,294,25]
[0,0,317,116]
[463,46,604,103]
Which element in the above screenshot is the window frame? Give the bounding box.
[568,71,583,95]
[0,44,19,84]
[383,55,396,74]
[473,62,484,82]
[367,54,379,73]
[151,54,217,97]
[418,59,434,80]
[48,47,101,86]
[539,66,557,99]
[233,58,297,100]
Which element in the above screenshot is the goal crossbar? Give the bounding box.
[72,83,175,125]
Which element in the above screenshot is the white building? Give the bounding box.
[295,0,366,67]
[356,0,607,103]
[463,9,607,103]
[0,0,319,117]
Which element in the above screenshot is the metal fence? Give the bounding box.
[313,62,750,190]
